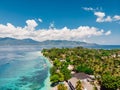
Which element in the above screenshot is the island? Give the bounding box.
[42,47,120,90]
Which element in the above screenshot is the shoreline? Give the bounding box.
[39,52,53,67]
[40,52,62,90]
[40,51,53,90]
[40,51,70,90]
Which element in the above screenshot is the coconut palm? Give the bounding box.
[75,80,82,90]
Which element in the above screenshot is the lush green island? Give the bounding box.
[42,47,120,90]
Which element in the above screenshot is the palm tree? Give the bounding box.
[75,80,82,90]
[57,84,67,90]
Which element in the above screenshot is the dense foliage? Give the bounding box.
[50,72,64,83]
[76,65,93,74]
[101,74,120,90]
[42,47,120,89]
[57,84,67,90]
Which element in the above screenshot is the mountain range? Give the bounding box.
[0,37,98,47]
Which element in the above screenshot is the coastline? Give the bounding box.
[39,52,53,67]
[40,52,60,90]
[40,51,53,90]
[40,51,70,90]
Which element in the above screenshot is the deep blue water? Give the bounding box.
[86,45,120,49]
[0,45,120,90]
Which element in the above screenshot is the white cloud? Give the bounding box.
[33,26,106,41]
[82,7,102,12]
[113,15,120,21]
[0,19,111,41]
[83,7,120,23]
[25,19,38,31]
[105,31,111,35]
[82,7,94,11]
[94,12,105,22]
[94,12,120,23]
[94,12,112,22]
[94,12,105,17]
[104,16,112,22]
[49,22,55,29]
[38,18,43,22]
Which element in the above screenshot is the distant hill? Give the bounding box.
[41,40,98,46]
[0,37,98,47]
[0,37,39,45]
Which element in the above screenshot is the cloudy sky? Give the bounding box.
[0,0,120,45]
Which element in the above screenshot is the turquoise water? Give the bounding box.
[0,45,51,90]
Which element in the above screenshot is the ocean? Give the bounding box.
[0,45,120,90]
[0,45,51,90]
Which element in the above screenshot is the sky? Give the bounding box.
[0,0,120,45]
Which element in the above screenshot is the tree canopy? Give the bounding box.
[57,84,67,90]
[42,47,120,89]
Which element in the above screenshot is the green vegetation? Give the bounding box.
[42,47,120,90]
[60,65,71,81]
[75,80,82,90]
[50,72,64,83]
[76,65,93,74]
[57,84,67,90]
[93,86,98,90]
[101,74,120,90]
